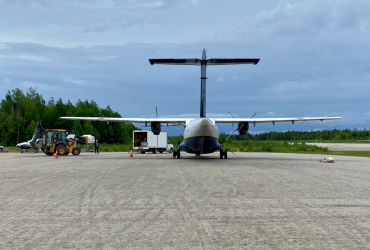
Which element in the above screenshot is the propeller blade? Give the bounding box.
[250,112,257,118]
[228,111,235,118]
[247,133,255,141]
[226,128,238,140]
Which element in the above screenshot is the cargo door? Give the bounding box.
[133,131,148,148]
[157,132,167,148]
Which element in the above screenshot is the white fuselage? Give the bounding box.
[180,118,221,154]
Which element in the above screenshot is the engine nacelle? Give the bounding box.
[238,122,249,135]
[151,122,161,135]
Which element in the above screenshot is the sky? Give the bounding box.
[0,0,369,135]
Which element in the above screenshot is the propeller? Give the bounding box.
[226,111,256,141]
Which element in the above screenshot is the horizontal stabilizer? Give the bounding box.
[207,58,260,65]
[149,59,201,65]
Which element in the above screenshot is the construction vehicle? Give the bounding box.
[29,122,92,156]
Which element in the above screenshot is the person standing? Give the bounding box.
[95,139,99,154]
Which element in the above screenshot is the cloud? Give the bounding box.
[0,43,8,49]
[21,81,60,90]
[213,0,370,42]
[265,111,276,116]
[365,111,370,116]
[89,55,118,60]
[83,24,110,33]
[64,79,87,84]
[0,53,50,62]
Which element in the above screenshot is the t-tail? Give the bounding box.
[149,49,260,118]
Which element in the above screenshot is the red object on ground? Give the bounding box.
[55,151,58,159]
[130,151,133,157]
[5,150,9,153]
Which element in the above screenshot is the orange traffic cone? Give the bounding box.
[55,151,58,159]
[237,148,240,152]
[130,151,133,157]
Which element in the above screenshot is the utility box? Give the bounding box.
[133,130,173,154]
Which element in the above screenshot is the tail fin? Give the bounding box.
[149,49,260,118]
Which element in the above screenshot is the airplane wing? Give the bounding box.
[60,117,188,124]
[207,58,260,65]
[149,59,201,65]
[214,117,342,124]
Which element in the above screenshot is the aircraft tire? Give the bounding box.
[177,149,181,159]
[141,151,145,154]
[220,149,223,159]
[224,151,228,159]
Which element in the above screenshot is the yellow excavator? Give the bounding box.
[30,122,89,156]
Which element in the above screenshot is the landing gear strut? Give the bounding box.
[220,149,227,159]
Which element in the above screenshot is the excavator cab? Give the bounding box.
[46,130,66,146]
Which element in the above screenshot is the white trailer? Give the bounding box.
[133,130,174,154]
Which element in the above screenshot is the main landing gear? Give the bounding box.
[220,149,227,159]
[173,149,181,159]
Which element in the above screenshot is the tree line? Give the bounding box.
[219,128,370,143]
[0,88,137,146]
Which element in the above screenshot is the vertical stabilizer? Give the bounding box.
[200,49,207,118]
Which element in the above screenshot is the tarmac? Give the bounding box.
[1,151,370,249]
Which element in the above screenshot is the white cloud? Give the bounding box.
[21,81,60,89]
[0,43,8,49]
[64,79,87,84]
[0,54,50,62]
[216,77,225,82]
[89,55,118,60]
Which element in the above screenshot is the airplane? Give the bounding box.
[61,49,341,159]
[16,140,35,152]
